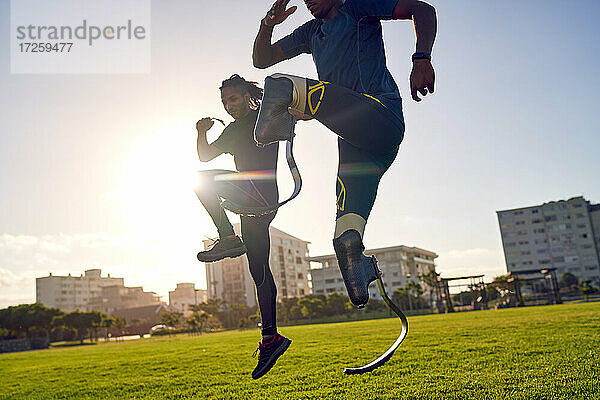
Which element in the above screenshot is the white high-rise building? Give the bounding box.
[269,226,312,299]
[497,196,600,285]
[36,269,124,312]
[204,225,312,306]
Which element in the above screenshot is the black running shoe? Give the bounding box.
[251,333,291,379]
[197,235,247,263]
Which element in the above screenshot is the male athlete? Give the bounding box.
[252,0,437,307]
[195,75,291,379]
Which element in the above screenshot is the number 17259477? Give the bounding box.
[19,42,73,52]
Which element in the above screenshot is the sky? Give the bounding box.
[1,0,599,308]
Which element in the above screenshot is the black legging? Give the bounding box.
[240,213,277,335]
[195,170,278,336]
[302,78,405,220]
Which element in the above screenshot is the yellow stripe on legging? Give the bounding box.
[362,93,388,109]
[308,81,329,115]
[336,176,346,211]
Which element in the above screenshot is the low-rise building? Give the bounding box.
[168,283,208,316]
[36,269,124,312]
[87,284,162,314]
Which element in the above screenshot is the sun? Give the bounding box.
[111,127,208,236]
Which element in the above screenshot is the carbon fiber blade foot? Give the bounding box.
[343,256,409,375]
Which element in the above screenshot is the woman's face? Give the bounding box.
[221,86,251,120]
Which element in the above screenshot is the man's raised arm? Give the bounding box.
[196,118,224,162]
[393,0,437,56]
[253,0,297,69]
[393,0,437,101]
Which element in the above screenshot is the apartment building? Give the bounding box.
[497,196,600,285]
[168,283,208,316]
[36,269,124,312]
[204,225,312,306]
[269,226,312,299]
[309,245,438,301]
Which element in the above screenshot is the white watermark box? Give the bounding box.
[10,0,151,74]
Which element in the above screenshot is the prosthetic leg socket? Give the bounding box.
[254,76,297,146]
[333,229,378,307]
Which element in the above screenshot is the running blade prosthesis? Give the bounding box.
[334,230,408,374]
[343,255,409,374]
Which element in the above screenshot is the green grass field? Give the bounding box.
[2,302,599,399]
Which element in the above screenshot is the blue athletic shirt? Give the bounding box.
[275,0,404,124]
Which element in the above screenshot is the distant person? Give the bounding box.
[252,0,436,307]
[194,75,290,379]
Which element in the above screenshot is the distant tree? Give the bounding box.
[325,293,348,316]
[6,305,30,337]
[198,299,226,317]
[197,299,231,328]
[392,282,424,312]
[485,284,501,302]
[113,316,126,341]
[559,273,579,292]
[185,314,199,335]
[418,269,440,310]
[0,304,63,339]
[298,297,325,320]
[101,316,115,341]
[345,299,357,314]
[198,312,210,333]
[128,317,144,336]
[580,280,599,301]
[365,299,386,313]
[452,291,473,306]
[406,281,424,309]
[52,311,103,344]
[0,327,12,340]
[238,317,249,330]
[391,288,409,310]
[247,312,259,329]
[88,311,105,341]
[160,311,183,329]
[0,308,10,336]
[407,281,423,297]
[229,304,251,329]
[204,315,222,332]
[28,304,63,337]
[277,298,299,323]
[491,274,514,292]
[289,305,304,321]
